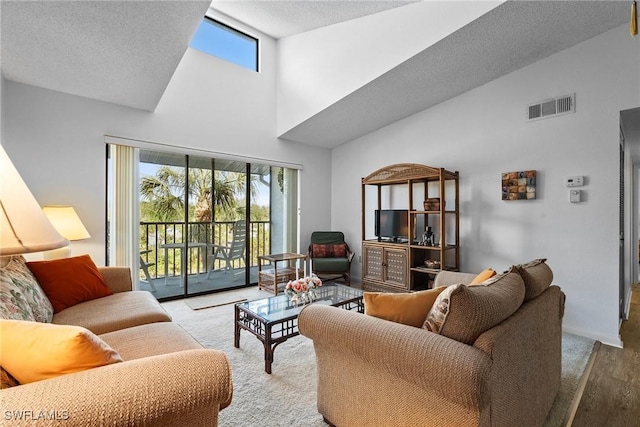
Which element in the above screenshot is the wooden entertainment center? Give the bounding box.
[361,163,460,292]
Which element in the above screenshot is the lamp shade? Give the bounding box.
[43,206,91,241]
[0,145,69,255]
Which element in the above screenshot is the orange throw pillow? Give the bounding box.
[470,268,497,285]
[364,287,446,328]
[0,319,123,384]
[26,254,113,313]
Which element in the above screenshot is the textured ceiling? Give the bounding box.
[279,1,632,148]
[0,1,635,148]
[1,1,210,111]
[210,0,419,39]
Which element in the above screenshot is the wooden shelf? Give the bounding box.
[411,266,440,274]
[361,163,460,292]
[410,210,458,215]
[409,244,457,250]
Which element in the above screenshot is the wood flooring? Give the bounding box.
[570,284,640,426]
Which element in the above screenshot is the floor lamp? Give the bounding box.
[0,146,69,266]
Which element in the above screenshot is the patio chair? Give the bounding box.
[139,250,157,292]
[207,220,247,278]
[308,231,354,284]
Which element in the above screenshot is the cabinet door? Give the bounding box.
[363,244,384,282]
[384,247,408,287]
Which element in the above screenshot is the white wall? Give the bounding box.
[332,24,640,346]
[2,25,332,266]
[1,75,5,143]
[276,1,502,135]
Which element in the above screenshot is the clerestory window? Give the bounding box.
[190,17,259,72]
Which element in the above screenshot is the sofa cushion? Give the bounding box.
[312,243,348,258]
[27,254,113,313]
[364,287,446,328]
[514,258,553,302]
[0,319,123,384]
[470,268,497,285]
[52,291,171,335]
[423,270,526,345]
[0,255,53,322]
[99,322,203,360]
[313,258,350,273]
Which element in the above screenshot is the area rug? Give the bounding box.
[183,288,250,310]
[162,289,595,427]
[544,333,596,427]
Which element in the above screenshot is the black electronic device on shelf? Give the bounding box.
[374,209,409,242]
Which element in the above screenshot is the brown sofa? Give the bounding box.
[299,262,564,427]
[2,266,232,427]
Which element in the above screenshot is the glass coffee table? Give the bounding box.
[234,283,364,374]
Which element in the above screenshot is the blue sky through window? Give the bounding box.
[190,18,258,71]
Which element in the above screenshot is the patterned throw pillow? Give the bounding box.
[423,270,526,345]
[312,243,348,258]
[332,244,348,258]
[1,366,20,389]
[422,284,463,333]
[0,256,54,323]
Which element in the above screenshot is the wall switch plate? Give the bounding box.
[570,189,581,203]
[566,176,584,187]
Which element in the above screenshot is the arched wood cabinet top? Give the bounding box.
[361,163,458,185]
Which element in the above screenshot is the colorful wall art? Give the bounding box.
[502,170,536,200]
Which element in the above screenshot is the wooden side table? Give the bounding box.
[258,252,307,294]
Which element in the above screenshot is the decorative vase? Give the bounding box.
[299,291,309,305]
[290,290,317,306]
[290,294,299,306]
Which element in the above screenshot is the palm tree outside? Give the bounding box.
[139,163,271,288]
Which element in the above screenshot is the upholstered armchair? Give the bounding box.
[308,231,354,284]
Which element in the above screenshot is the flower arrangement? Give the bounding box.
[285,274,322,305]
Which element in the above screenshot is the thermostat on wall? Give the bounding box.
[565,176,584,187]
[570,190,581,203]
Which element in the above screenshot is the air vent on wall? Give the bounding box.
[527,93,575,122]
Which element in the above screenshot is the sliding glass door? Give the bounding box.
[138,151,189,299]
[122,148,297,301]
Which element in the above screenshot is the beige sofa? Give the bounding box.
[299,261,565,427]
[2,266,232,427]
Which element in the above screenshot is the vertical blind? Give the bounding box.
[108,144,140,288]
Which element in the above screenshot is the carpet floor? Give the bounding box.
[183,288,251,310]
[162,288,594,427]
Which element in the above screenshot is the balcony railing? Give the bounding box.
[139,221,269,280]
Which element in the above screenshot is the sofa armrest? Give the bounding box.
[299,304,491,410]
[346,247,355,262]
[434,270,477,287]
[98,267,133,293]
[2,349,232,426]
[472,286,565,427]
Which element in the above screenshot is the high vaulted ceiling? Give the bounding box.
[1,1,211,111]
[0,0,417,112]
[1,1,635,147]
[210,0,420,39]
[277,1,632,147]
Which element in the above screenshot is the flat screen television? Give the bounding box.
[375,209,409,242]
